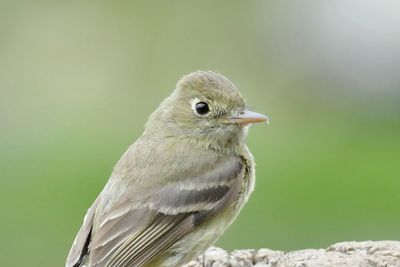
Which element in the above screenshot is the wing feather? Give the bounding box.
[107,214,191,267]
[82,155,244,267]
[66,196,100,267]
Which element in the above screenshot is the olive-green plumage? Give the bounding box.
[66,71,268,267]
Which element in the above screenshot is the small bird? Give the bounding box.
[66,70,269,267]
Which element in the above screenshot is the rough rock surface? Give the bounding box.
[183,241,400,267]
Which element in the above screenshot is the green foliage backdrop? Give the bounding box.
[1,1,399,266]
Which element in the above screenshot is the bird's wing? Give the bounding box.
[89,155,245,267]
[66,196,100,267]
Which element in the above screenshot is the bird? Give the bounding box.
[66,70,269,267]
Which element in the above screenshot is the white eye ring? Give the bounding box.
[190,98,210,116]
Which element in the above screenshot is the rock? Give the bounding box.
[184,241,400,267]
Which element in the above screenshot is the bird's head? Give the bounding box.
[145,71,269,148]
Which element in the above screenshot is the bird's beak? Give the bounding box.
[227,110,270,125]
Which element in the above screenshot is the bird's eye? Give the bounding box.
[195,102,210,115]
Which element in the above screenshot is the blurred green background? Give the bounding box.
[1,1,400,266]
